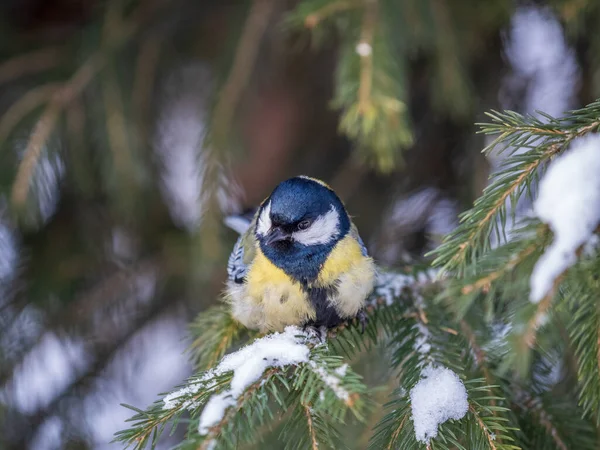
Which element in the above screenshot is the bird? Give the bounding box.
[223,175,376,333]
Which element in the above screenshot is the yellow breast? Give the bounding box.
[243,247,316,331]
[318,235,376,317]
[227,236,375,332]
[316,235,366,286]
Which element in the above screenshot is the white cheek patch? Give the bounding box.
[256,201,272,236]
[293,206,340,246]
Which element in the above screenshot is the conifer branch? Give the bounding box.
[211,0,275,145]
[522,228,598,350]
[6,0,168,212]
[10,104,62,208]
[188,305,250,371]
[460,240,538,296]
[431,152,556,274]
[519,393,568,450]
[102,62,133,178]
[357,0,377,114]
[303,403,319,450]
[564,265,600,427]
[0,46,63,85]
[386,415,407,450]
[288,0,412,171]
[117,327,368,449]
[469,405,498,450]
[0,83,61,143]
[304,0,360,28]
[432,103,600,274]
[461,321,494,396]
[199,368,279,448]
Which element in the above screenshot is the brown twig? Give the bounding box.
[8,0,164,209]
[0,47,62,85]
[200,0,276,260]
[461,241,539,295]
[521,393,568,450]
[386,415,407,450]
[0,83,61,142]
[212,0,275,145]
[469,404,498,450]
[10,104,62,208]
[447,144,565,270]
[10,52,104,208]
[304,403,319,450]
[102,62,133,177]
[357,0,377,115]
[461,321,497,411]
[198,368,279,449]
[304,0,360,28]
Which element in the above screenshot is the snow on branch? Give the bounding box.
[116,267,441,450]
[529,133,600,303]
[409,365,469,443]
[194,326,312,434]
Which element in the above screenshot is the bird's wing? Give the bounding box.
[226,210,258,283]
[349,222,369,257]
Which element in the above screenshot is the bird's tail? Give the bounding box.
[223,208,257,235]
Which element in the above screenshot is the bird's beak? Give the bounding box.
[264,227,291,245]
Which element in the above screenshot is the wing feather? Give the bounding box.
[226,212,258,283]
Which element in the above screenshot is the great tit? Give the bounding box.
[224,176,376,333]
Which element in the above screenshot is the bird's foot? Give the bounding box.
[302,323,327,343]
[354,309,369,334]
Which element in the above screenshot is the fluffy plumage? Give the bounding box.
[224,176,376,332]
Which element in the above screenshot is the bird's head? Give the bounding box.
[255,176,351,281]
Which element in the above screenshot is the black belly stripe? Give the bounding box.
[303,284,343,328]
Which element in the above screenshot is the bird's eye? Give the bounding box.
[297,220,311,230]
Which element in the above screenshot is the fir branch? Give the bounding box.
[117,328,367,449]
[0,83,61,143]
[386,414,408,450]
[564,264,600,426]
[368,395,418,450]
[7,0,166,211]
[459,240,539,297]
[303,0,361,28]
[370,381,517,450]
[461,321,494,398]
[431,103,600,274]
[469,405,498,450]
[211,0,275,146]
[357,0,377,115]
[0,46,63,85]
[287,0,413,171]
[303,403,319,450]
[10,103,62,208]
[520,228,598,351]
[516,392,568,450]
[198,368,279,448]
[188,305,249,371]
[11,54,104,209]
[102,62,133,179]
[430,149,556,274]
[115,371,233,450]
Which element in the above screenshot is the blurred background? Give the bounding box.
[0,0,598,448]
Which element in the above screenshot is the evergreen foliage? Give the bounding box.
[2,0,600,449]
[117,99,600,448]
